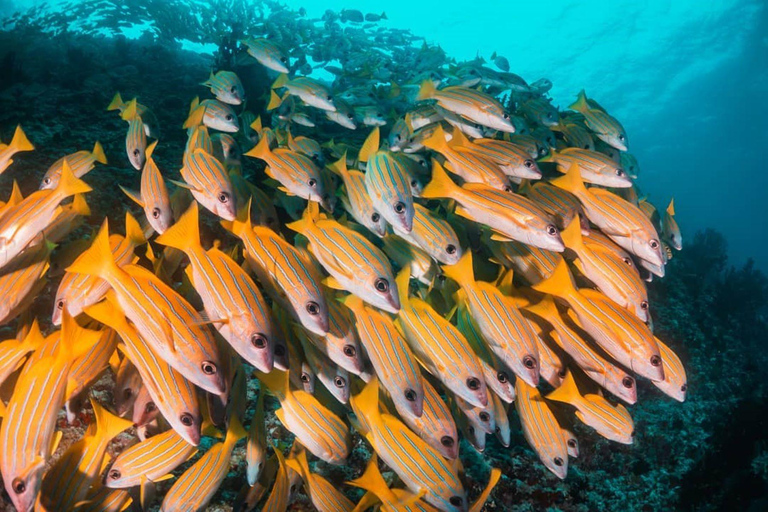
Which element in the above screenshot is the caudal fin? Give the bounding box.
[442,251,474,289]
[416,79,437,101]
[531,260,577,300]
[545,370,581,406]
[9,125,34,153]
[346,453,396,503]
[569,90,589,113]
[92,141,107,164]
[244,131,272,160]
[421,160,458,199]
[358,127,380,163]
[91,398,133,442]
[67,219,119,280]
[55,160,93,200]
[155,202,201,254]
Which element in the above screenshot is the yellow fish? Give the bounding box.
[0,240,52,326]
[120,141,174,234]
[40,141,106,190]
[286,445,355,512]
[246,388,267,486]
[651,337,687,402]
[0,125,34,175]
[515,379,568,480]
[417,81,515,133]
[328,153,388,237]
[570,90,628,151]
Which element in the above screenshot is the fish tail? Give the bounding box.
[421,161,457,199]
[380,11,387,19]
[221,198,252,237]
[442,250,474,288]
[254,369,290,401]
[91,398,133,441]
[92,141,107,164]
[106,92,124,111]
[271,73,289,89]
[550,163,588,196]
[545,370,580,406]
[395,266,411,307]
[19,319,44,351]
[124,211,147,247]
[666,198,675,216]
[358,127,380,162]
[469,468,502,512]
[285,201,318,234]
[224,415,247,447]
[56,160,93,198]
[266,89,284,111]
[244,131,272,159]
[9,125,34,152]
[523,296,559,322]
[71,194,91,217]
[145,140,158,159]
[569,90,589,113]
[416,79,437,101]
[421,123,448,152]
[183,101,205,129]
[67,219,119,279]
[250,116,263,133]
[326,153,350,180]
[349,377,381,437]
[559,217,585,252]
[120,99,139,121]
[155,202,200,253]
[531,260,577,300]
[346,453,389,495]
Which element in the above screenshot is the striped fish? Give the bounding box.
[312,295,365,375]
[260,447,290,512]
[40,141,107,190]
[287,202,399,314]
[563,429,579,458]
[395,269,488,408]
[183,125,214,167]
[417,81,515,133]
[52,212,145,326]
[287,446,354,512]
[515,379,569,479]
[270,74,336,112]
[224,210,330,336]
[651,337,687,402]
[245,134,328,208]
[551,165,663,267]
[64,327,119,421]
[547,371,634,444]
[520,97,559,127]
[662,199,682,250]
[552,121,594,151]
[344,294,425,418]
[184,98,239,132]
[0,125,34,175]
[0,319,43,388]
[560,218,649,321]
[0,160,92,268]
[348,453,440,512]
[461,136,541,179]
[202,70,244,105]
[256,369,350,464]
[0,311,100,512]
[114,357,141,416]
[121,141,173,234]
[212,132,241,169]
[570,90,628,151]
[534,329,566,388]
[548,147,630,188]
[0,240,52,326]
[523,295,637,404]
[85,299,202,445]
[179,148,237,221]
[68,219,227,395]
[532,260,664,382]
[247,388,267,486]
[443,252,540,387]
[287,131,323,164]
[421,161,564,252]
[37,400,132,511]
[382,234,439,286]
[105,428,197,489]
[121,100,147,170]
[350,378,468,512]
[156,202,275,372]
[394,203,462,265]
[107,93,160,138]
[454,394,495,438]
[491,392,511,447]
[523,180,588,234]
[486,236,562,286]
[160,416,247,512]
[296,326,350,404]
[73,486,132,512]
[243,37,289,73]
[328,154,388,237]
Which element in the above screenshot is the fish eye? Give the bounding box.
[347,113,354,119]
[133,149,140,156]
[300,372,311,383]
[495,426,501,434]
[450,496,464,507]
[615,169,625,176]
[280,57,288,63]
[650,239,659,249]
[201,361,217,375]
[57,299,65,310]
[274,344,286,357]
[504,186,513,193]
[479,412,490,422]
[567,439,577,448]
[311,154,319,161]
[333,376,346,388]
[374,278,389,293]
[180,413,195,426]
[554,457,564,467]
[441,435,455,447]
[327,95,333,101]
[229,85,237,93]
[225,114,233,121]
[306,301,320,315]
[404,388,417,402]
[446,244,456,255]
[640,301,649,311]
[12,478,26,494]
[546,224,558,236]
[497,371,508,384]
[343,345,356,357]
[250,333,267,349]
[123,388,133,400]
[547,113,553,119]
[145,402,156,413]
[524,160,534,168]
[396,134,402,141]
[308,178,317,187]
[622,376,635,388]
[681,384,688,392]
[393,201,406,214]
[410,179,418,187]
[44,177,51,184]
[502,113,509,120]
[558,368,567,378]
[371,212,380,223]
[619,134,625,141]
[108,469,121,480]
[218,192,230,203]
[468,425,475,435]
[650,355,662,367]
[523,355,537,369]
[152,208,161,219]
[623,257,633,266]
[290,484,297,493]
[466,377,481,390]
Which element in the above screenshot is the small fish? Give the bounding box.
[515,379,569,479]
[64,327,119,422]
[522,180,587,234]
[0,125,34,174]
[296,327,350,404]
[459,135,541,180]
[0,240,52,326]
[184,98,240,132]
[246,389,267,486]
[178,148,237,221]
[570,90,628,151]
[212,132,242,168]
[547,148,631,188]
[40,141,107,190]
[259,448,290,512]
[114,357,141,416]
[107,93,160,138]
[491,392,511,447]
[0,319,44,389]
[382,234,439,286]
[547,371,634,444]
[327,154,388,237]
[286,445,355,512]
[490,51,510,72]
[121,100,148,170]
[202,70,245,105]
[365,11,387,22]
[242,37,290,73]
[651,337,687,402]
[417,80,515,133]
[287,202,400,313]
[120,141,174,234]
[394,203,462,265]
[662,199,682,250]
[520,97,559,127]
[271,74,336,112]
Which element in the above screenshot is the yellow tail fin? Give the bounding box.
[91,398,133,441]
[545,370,581,406]
[106,92,125,111]
[349,377,382,436]
[271,73,289,89]
[155,202,201,254]
[55,160,93,199]
[395,266,411,308]
[244,131,272,160]
[67,219,119,279]
[416,79,437,101]
[421,160,458,199]
[124,211,146,247]
[358,127,380,163]
[569,90,589,113]
[559,217,585,253]
[442,251,474,288]
[266,90,284,111]
[666,198,675,216]
[531,260,577,300]
[421,123,448,152]
[183,102,206,129]
[224,415,248,448]
[346,453,396,503]
[254,368,291,401]
[469,468,502,512]
[10,125,34,152]
[550,164,588,196]
[92,141,107,164]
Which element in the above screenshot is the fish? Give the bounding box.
[0,319,43,388]
[160,416,247,512]
[202,70,245,105]
[455,134,542,180]
[286,445,355,512]
[350,378,468,512]
[0,240,52,326]
[327,154,388,237]
[121,100,148,170]
[74,485,132,512]
[569,90,628,151]
[107,93,160,138]
[0,125,34,174]
[242,37,290,73]
[382,234,439,286]
[120,141,174,234]
[395,269,489,408]
[296,326,350,404]
[522,180,588,234]
[491,51,510,72]
[417,81,515,133]
[259,448,290,512]
[256,368,350,464]
[421,161,564,252]
[68,219,227,395]
[287,202,400,313]
[64,327,119,422]
[156,202,276,373]
[547,371,634,444]
[114,357,141,416]
[246,389,267,486]
[39,141,107,190]
[546,147,631,188]
[184,98,240,132]
[651,337,687,402]
[663,199,682,250]
[394,202,462,265]
[212,132,242,168]
[515,379,569,479]
[491,392,511,447]
[0,160,92,269]
[486,236,562,286]
[271,74,336,112]
[344,293,425,418]
[178,148,238,221]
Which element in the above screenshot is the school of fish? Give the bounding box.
[0,6,687,512]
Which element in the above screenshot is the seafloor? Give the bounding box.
[0,27,767,512]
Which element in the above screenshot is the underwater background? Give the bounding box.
[0,0,766,511]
